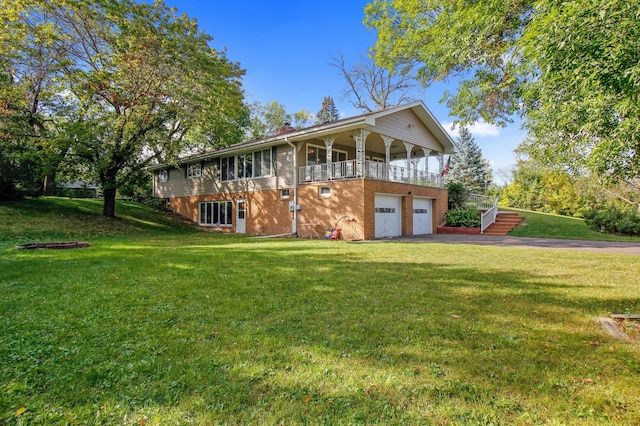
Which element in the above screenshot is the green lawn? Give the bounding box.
[1,198,640,425]
[505,207,640,242]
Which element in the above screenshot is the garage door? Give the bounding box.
[375,194,402,238]
[413,197,433,235]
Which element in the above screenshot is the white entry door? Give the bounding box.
[375,194,402,238]
[413,197,433,235]
[236,199,246,234]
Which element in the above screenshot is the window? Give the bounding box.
[375,207,396,213]
[187,163,201,178]
[307,145,327,165]
[221,149,271,181]
[158,169,169,182]
[238,154,252,179]
[221,157,235,181]
[253,149,272,177]
[319,186,331,197]
[199,201,233,226]
[307,144,347,165]
[280,189,290,199]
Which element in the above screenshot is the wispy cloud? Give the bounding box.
[443,121,501,138]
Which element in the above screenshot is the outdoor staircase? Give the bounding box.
[482,211,523,236]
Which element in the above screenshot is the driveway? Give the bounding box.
[396,234,640,255]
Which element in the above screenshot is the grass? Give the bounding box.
[1,198,640,425]
[505,207,640,242]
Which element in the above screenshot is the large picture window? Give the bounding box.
[199,201,233,226]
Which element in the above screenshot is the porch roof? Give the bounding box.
[147,101,456,170]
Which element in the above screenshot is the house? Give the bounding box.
[149,101,456,240]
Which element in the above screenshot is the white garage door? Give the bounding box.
[375,194,402,238]
[413,197,433,235]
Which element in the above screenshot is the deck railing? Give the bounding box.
[300,159,444,188]
[479,195,499,233]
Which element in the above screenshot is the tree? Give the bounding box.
[246,101,315,139]
[316,96,340,123]
[0,1,66,198]
[330,51,418,112]
[246,101,292,139]
[1,0,248,216]
[445,127,491,193]
[501,137,597,216]
[365,0,640,182]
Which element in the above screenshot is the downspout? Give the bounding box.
[286,137,298,235]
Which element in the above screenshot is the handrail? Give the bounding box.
[299,159,444,187]
[480,196,499,233]
[467,193,496,210]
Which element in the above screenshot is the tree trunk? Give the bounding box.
[103,187,117,217]
[43,172,57,196]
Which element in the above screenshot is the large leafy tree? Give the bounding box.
[445,127,491,193]
[1,0,248,216]
[365,0,640,182]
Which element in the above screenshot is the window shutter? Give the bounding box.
[184,165,188,178]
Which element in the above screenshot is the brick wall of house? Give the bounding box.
[169,180,447,240]
[168,189,293,235]
[296,180,447,240]
[297,180,367,240]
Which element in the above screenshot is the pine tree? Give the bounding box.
[445,127,491,193]
[316,96,340,123]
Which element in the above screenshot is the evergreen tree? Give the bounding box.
[445,127,491,193]
[316,96,340,123]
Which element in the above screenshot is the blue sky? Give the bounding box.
[166,0,525,183]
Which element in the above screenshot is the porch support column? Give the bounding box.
[422,148,432,175]
[403,142,414,181]
[323,135,336,180]
[438,153,445,177]
[353,129,370,177]
[381,135,394,180]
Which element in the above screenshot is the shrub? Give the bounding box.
[583,204,640,236]
[447,182,468,210]
[445,207,481,228]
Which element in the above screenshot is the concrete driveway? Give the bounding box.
[396,234,640,255]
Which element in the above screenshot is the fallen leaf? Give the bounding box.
[451,314,462,319]
[15,407,26,418]
[304,396,312,403]
[583,378,594,384]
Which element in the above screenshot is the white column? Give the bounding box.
[323,135,336,180]
[422,148,431,175]
[438,153,445,175]
[403,142,413,181]
[381,135,394,180]
[352,129,370,177]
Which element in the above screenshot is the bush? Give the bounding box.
[447,182,468,210]
[583,205,640,236]
[445,207,481,228]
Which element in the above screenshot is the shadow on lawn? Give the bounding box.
[2,240,639,423]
